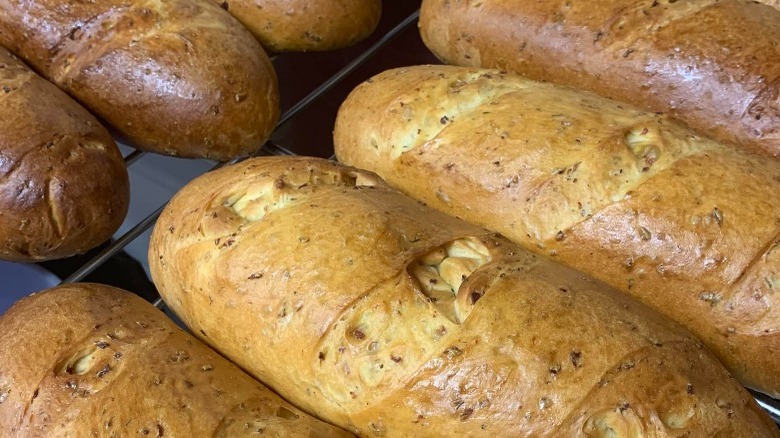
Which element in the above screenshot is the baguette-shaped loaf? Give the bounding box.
[211,0,381,52]
[0,47,128,262]
[0,0,279,160]
[420,0,780,158]
[333,65,780,397]
[149,157,778,437]
[0,283,353,437]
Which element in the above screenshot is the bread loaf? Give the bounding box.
[0,47,128,262]
[333,65,780,398]
[149,156,778,437]
[211,0,381,52]
[419,0,780,158]
[0,283,353,437]
[0,0,279,160]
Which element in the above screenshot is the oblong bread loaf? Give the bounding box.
[211,0,381,52]
[0,47,128,262]
[149,156,778,437]
[333,65,780,397]
[0,0,279,160]
[0,283,353,437]
[419,0,780,158]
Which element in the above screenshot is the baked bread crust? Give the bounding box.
[334,65,780,397]
[0,0,279,159]
[0,283,353,437]
[212,0,382,52]
[150,156,778,437]
[0,47,128,262]
[420,0,780,158]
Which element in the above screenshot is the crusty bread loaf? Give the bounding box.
[212,0,381,52]
[333,65,780,398]
[419,0,780,158]
[0,0,279,160]
[0,47,128,262]
[149,156,778,437]
[0,283,354,437]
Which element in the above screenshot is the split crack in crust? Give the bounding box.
[410,237,492,324]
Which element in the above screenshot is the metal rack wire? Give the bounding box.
[51,7,780,425]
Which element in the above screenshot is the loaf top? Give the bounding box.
[0,0,279,159]
[215,0,382,52]
[0,47,128,262]
[150,156,778,437]
[420,0,780,158]
[334,64,780,396]
[0,283,353,437]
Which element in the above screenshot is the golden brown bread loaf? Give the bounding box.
[0,0,279,160]
[0,47,128,262]
[149,156,779,437]
[419,0,780,158]
[211,0,381,52]
[0,283,354,437]
[333,65,780,398]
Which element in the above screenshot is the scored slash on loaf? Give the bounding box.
[149,156,779,437]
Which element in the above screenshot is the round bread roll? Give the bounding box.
[0,283,354,437]
[212,0,382,52]
[0,0,279,160]
[0,47,129,262]
[150,156,779,437]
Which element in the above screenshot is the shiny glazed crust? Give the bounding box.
[150,156,778,437]
[211,0,382,52]
[0,47,128,262]
[333,65,780,397]
[0,0,279,160]
[420,0,780,158]
[0,283,354,437]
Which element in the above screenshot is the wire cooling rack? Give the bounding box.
[45,5,780,425]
